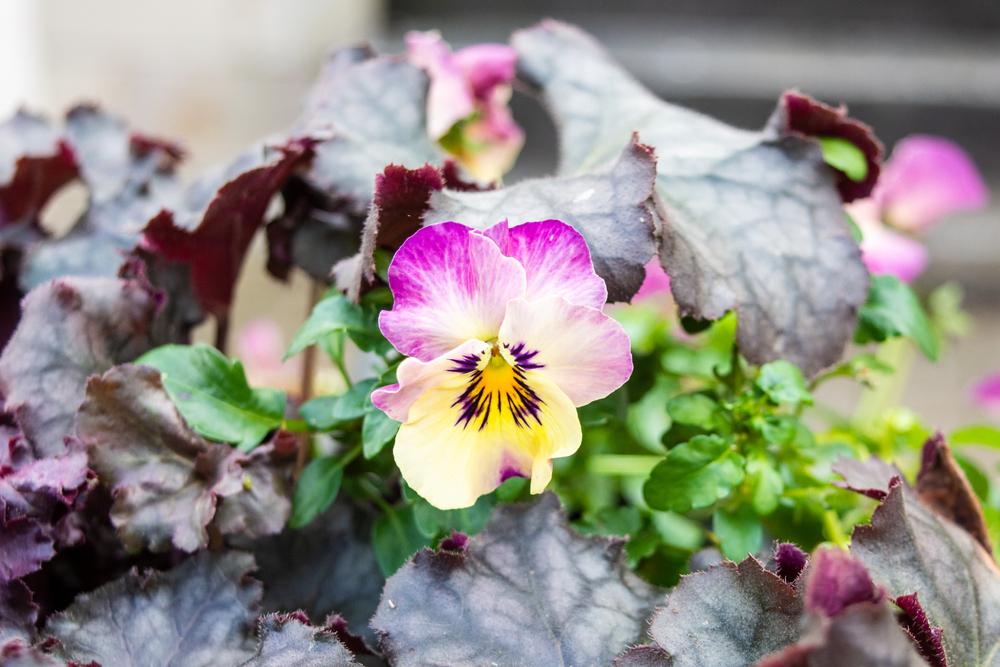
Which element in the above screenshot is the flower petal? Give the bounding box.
[394,366,581,509]
[372,339,490,422]
[405,30,475,139]
[854,212,929,284]
[634,257,672,301]
[876,135,989,232]
[484,220,607,309]
[498,296,632,407]
[970,372,1000,415]
[452,43,517,102]
[380,222,526,362]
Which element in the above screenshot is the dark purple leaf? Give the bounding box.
[769,542,809,588]
[372,492,662,667]
[0,639,68,667]
[118,248,205,346]
[76,364,292,553]
[0,437,90,521]
[241,614,359,667]
[850,483,1000,667]
[0,517,54,583]
[804,548,880,618]
[233,500,385,646]
[770,92,883,203]
[0,111,77,230]
[626,556,802,667]
[916,432,992,554]
[323,615,377,659]
[0,579,36,644]
[513,20,870,376]
[831,454,904,501]
[142,137,318,318]
[895,593,947,667]
[44,551,262,667]
[0,276,159,457]
[614,645,674,667]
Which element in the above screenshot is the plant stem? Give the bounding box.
[214,311,230,354]
[295,280,325,478]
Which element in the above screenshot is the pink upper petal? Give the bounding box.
[633,257,672,301]
[876,135,989,232]
[483,219,607,309]
[457,103,525,182]
[856,214,929,284]
[498,296,632,407]
[971,372,1000,415]
[380,222,527,362]
[406,30,475,139]
[452,43,517,101]
[238,318,286,372]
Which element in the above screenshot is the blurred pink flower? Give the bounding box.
[845,135,987,283]
[970,372,1000,415]
[875,135,989,232]
[634,257,671,301]
[406,31,524,183]
[237,318,299,392]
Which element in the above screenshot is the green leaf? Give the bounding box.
[818,136,868,182]
[578,387,628,426]
[845,211,863,243]
[412,492,497,538]
[289,456,344,529]
[756,360,812,406]
[137,343,285,451]
[372,505,431,577]
[666,394,719,428]
[286,293,389,358]
[627,376,674,454]
[928,280,972,339]
[855,274,938,361]
[953,453,990,503]
[644,435,745,513]
[651,511,705,550]
[299,378,378,431]
[950,424,1000,449]
[713,505,762,561]
[362,400,400,459]
[746,454,784,515]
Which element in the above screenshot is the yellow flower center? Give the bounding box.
[451,343,544,431]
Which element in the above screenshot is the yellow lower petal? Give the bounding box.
[394,366,581,510]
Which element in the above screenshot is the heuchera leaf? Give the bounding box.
[0,276,160,457]
[240,614,359,667]
[644,434,745,513]
[916,432,992,554]
[895,593,947,667]
[142,137,318,317]
[850,482,1000,667]
[372,492,663,667]
[76,364,292,552]
[137,343,286,452]
[0,110,77,230]
[618,556,801,667]
[236,500,384,644]
[0,579,37,644]
[513,21,871,376]
[831,453,904,501]
[44,551,262,667]
[803,548,881,618]
[0,517,55,583]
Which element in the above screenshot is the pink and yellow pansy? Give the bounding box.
[406,30,525,183]
[372,219,632,509]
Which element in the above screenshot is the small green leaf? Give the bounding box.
[372,505,432,577]
[713,505,762,562]
[756,361,813,406]
[746,454,784,515]
[644,435,745,513]
[286,293,389,358]
[289,456,344,529]
[819,136,868,182]
[929,281,972,339]
[845,211,863,243]
[578,387,628,426]
[855,274,938,361]
[412,492,497,538]
[299,378,379,430]
[137,343,285,451]
[651,511,705,550]
[666,393,719,428]
[362,400,400,459]
[950,424,1000,449]
[627,376,674,454]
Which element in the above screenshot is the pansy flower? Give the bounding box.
[372,220,632,509]
[406,30,525,183]
[846,135,987,283]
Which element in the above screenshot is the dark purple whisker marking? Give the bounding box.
[449,344,546,431]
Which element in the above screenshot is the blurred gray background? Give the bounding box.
[2,0,998,428]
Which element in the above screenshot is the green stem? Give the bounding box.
[587,455,662,476]
[280,419,312,433]
[359,477,395,515]
[333,354,352,389]
[822,508,849,548]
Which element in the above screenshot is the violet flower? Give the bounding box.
[372,220,632,509]
[406,30,525,183]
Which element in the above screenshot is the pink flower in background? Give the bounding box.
[237,318,299,392]
[875,135,989,232]
[406,30,525,183]
[372,220,631,509]
[970,373,1000,416]
[846,135,988,283]
[634,257,672,301]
